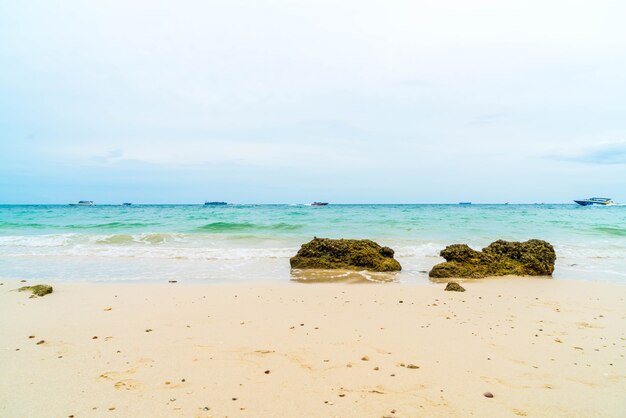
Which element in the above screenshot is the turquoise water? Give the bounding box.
[1,204,625,283]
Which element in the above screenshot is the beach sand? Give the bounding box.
[1,278,625,417]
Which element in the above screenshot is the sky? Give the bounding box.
[1,0,625,204]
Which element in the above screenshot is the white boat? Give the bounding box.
[69,201,95,206]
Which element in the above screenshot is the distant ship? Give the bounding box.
[459,202,472,205]
[122,203,132,206]
[69,201,95,206]
[574,197,614,206]
[311,202,329,206]
[204,201,227,206]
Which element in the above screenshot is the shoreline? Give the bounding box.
[1,278,625,417]
[2,272,625,286]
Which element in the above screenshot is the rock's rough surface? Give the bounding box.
[429,239,555,279]
[444,282,466,292]
[18,284,54,297]
[290,238,401,272]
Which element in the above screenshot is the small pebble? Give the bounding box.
[36,340,45,345]
[145,329,153,333]
[92,336,98,339]
[483,392,494,398]
[264,370,270,374]
[406,364,419,369]
[361,356,369,361]
[28,335,35,339]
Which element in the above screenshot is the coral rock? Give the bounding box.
[444,282,466,292]
[18,284,53,297]
[429,239,555,279]
[290,238,401,272]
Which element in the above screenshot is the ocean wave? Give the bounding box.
[591,226,626,237]
[94,233,181,245]
[0,234,76,247]
[0,242,297,260]
[392,243,445,258]
[0,221,49,229]
[65,222,157,229]
[0,232,184,248]
[140,233,178,244]
[196,222,302,232]
[95,234,136,244]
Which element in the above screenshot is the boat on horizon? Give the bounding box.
[122,202,132,206]
[311,202,329,206]
[459,202,472,205]
[574,197,614,206]
[204,201,228,206]
[69,201,95,206]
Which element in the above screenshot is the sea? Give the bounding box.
[1,204,625,284]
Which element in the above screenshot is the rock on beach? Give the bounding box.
[290,237,401,272]
[429,239,556,279]
[444,282,466,292]
[18,284,54,297]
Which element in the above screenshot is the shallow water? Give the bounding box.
[0,204,625,283]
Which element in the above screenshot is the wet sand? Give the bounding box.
[1,278,625,417]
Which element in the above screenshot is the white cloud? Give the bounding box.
[58,139,371,168]
[547,140,626,165]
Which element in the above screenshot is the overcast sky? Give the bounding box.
[1,0,625,203]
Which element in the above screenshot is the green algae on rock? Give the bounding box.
[18,284,54,297]
[444,282,466,292]
[290,237,401,272]
[429,239,556,279]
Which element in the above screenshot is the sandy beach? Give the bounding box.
[1,278,625,418]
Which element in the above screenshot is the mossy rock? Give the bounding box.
[18,284,53,297]
[290,237,401,272]
[444,282,465,292]
[429,239,555,279]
